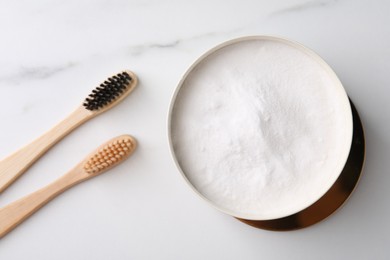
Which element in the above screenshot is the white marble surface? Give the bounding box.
[0,0,389,259]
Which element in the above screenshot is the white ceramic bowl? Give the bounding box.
[168,36,353,220]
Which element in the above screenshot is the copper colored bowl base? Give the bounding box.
[237,99,365,231]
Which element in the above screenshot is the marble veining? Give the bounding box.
[0,62,77,85]
[128,40,181,56]
[270,0,340,16]
[0,0,389,259]
[126,30,236,56]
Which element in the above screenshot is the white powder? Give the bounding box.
[170,38,352,220]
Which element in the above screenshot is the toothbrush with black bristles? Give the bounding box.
[0,70,138,193]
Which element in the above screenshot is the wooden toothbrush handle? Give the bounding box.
[0,106,92,193]
[0,169,84,238]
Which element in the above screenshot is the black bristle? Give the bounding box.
[83,72,132,111]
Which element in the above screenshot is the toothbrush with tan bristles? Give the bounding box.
[0,71,137,193]
[0,134,137,238]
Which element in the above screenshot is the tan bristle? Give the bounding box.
[84,137,134,174]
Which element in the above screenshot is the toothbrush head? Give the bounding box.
[83,71,138,113]
[83,135,137,175]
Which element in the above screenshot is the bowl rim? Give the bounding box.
[167,35,353,221]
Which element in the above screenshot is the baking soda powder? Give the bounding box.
[171,39,352,219]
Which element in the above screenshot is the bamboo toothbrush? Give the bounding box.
[0,134,136,238]
[0,71,137,193]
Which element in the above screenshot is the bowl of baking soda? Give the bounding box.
[168,36,356,227]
